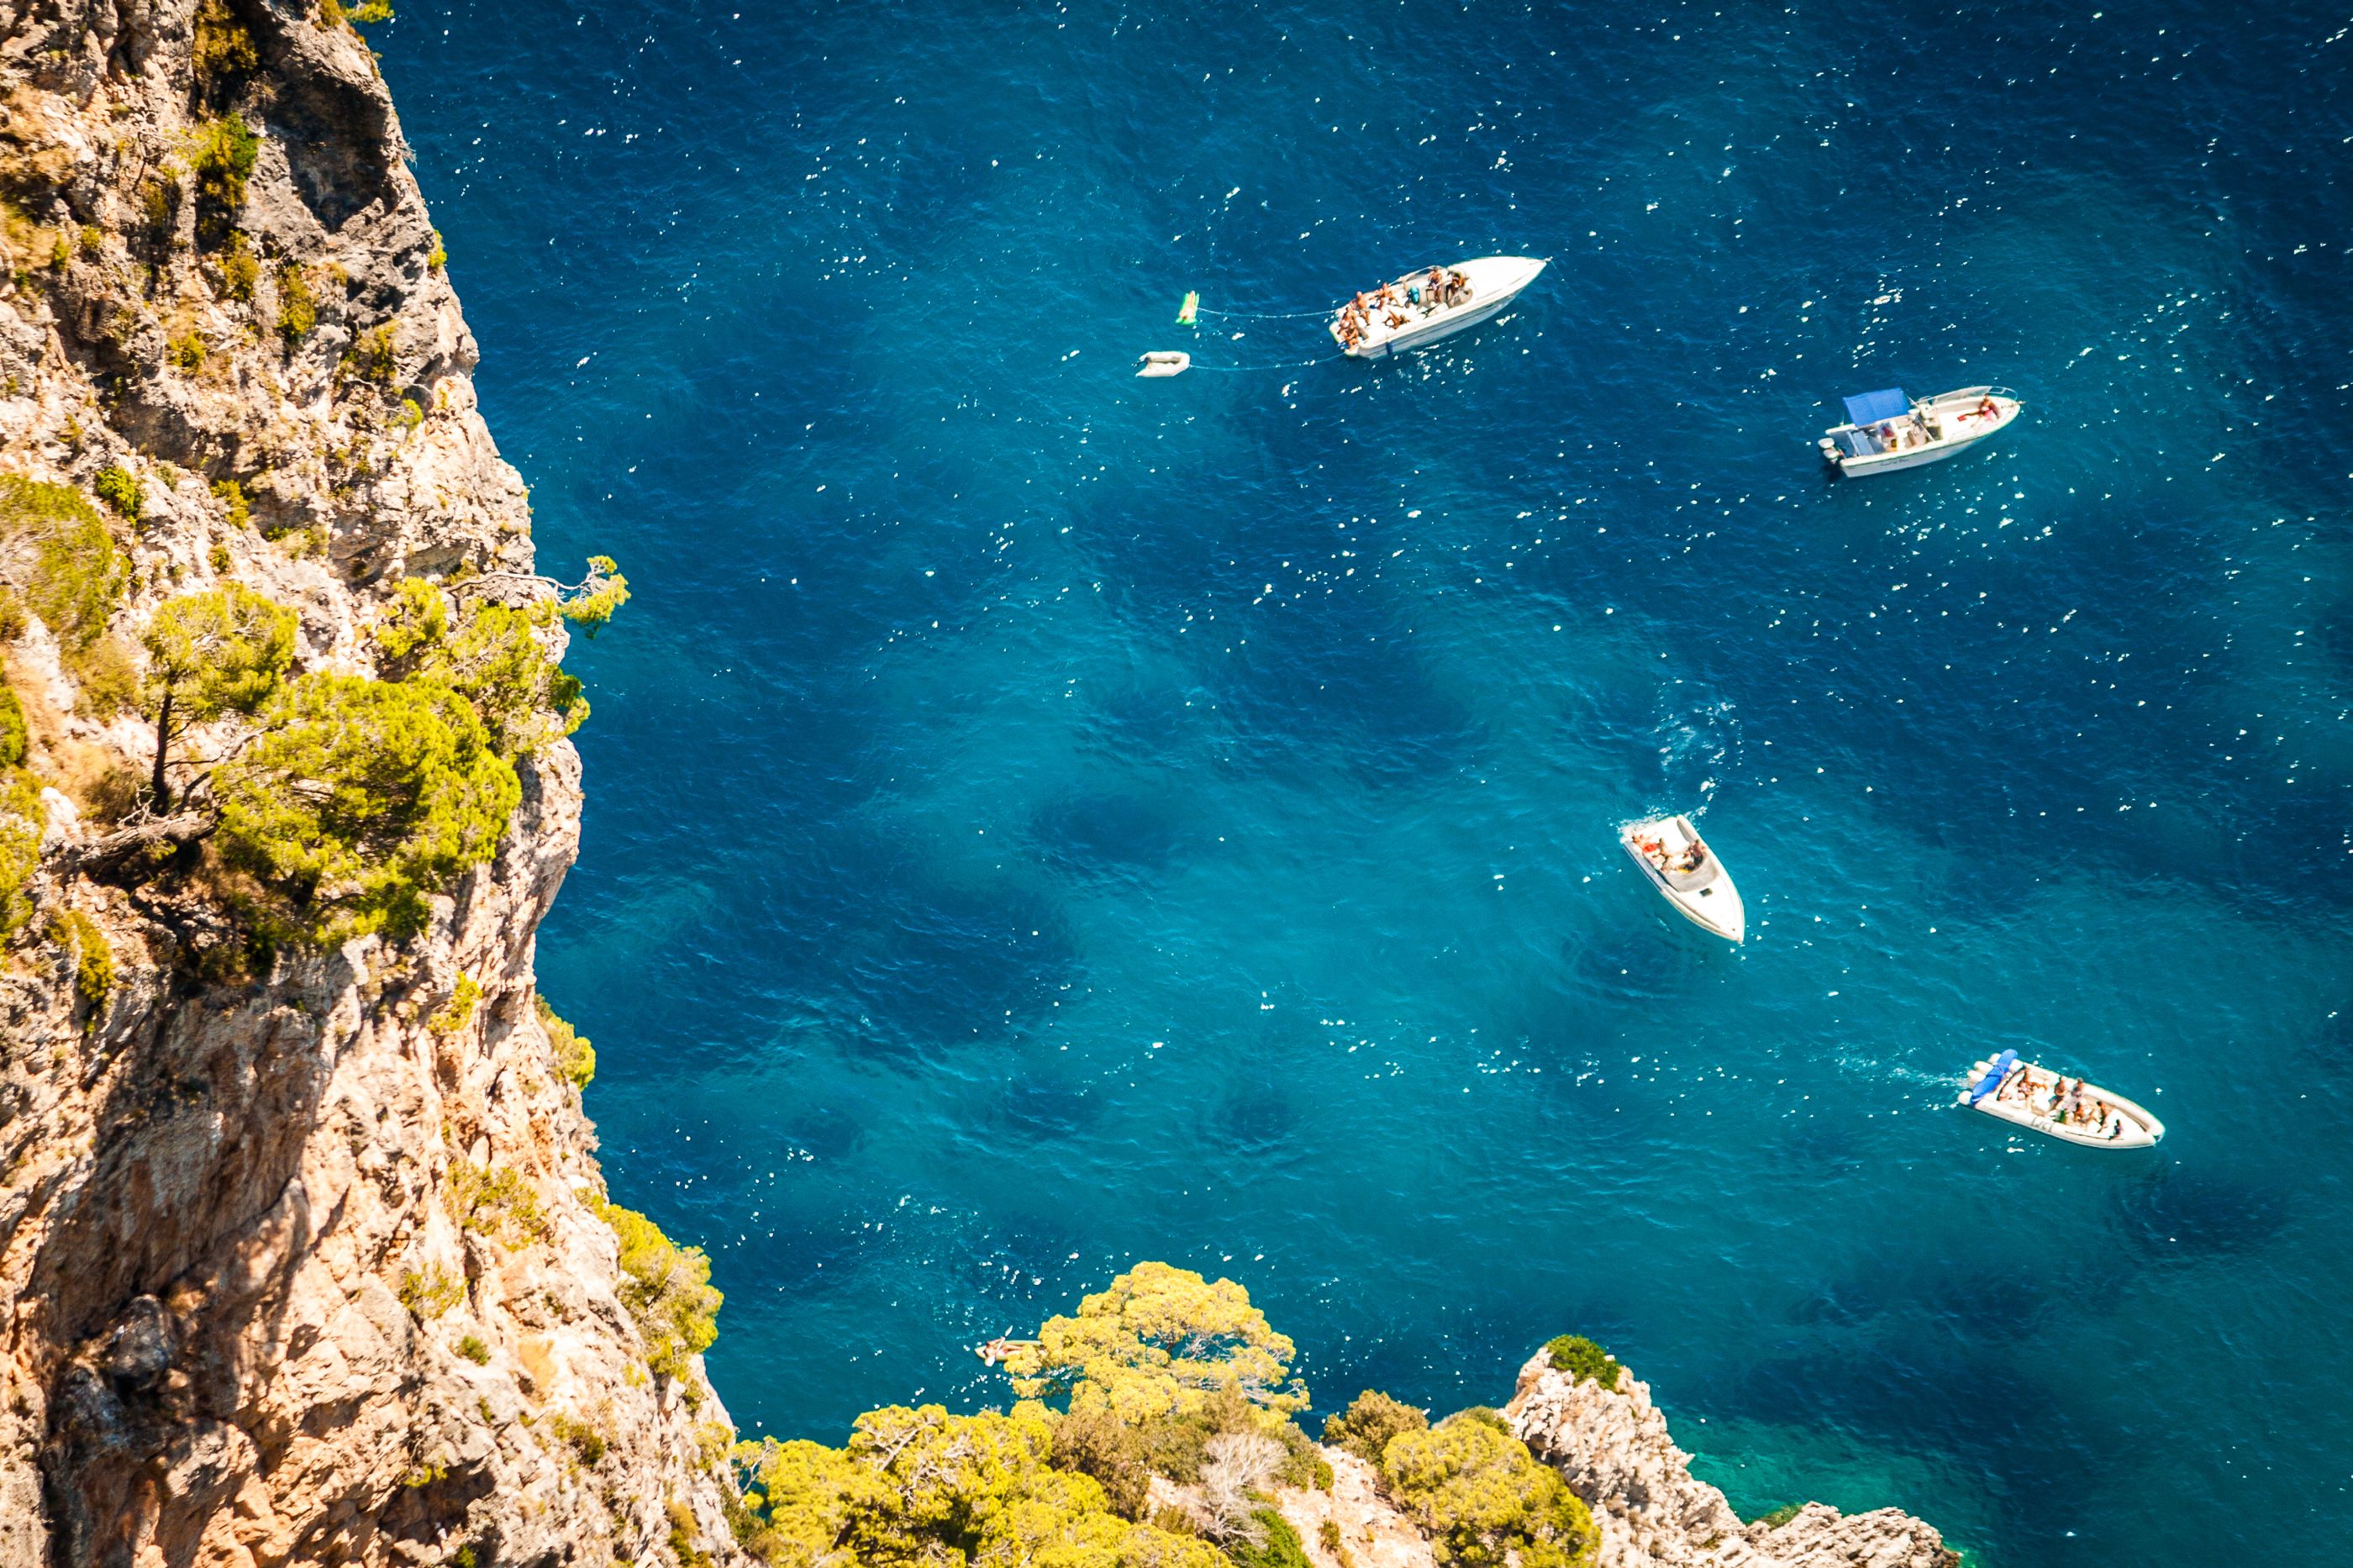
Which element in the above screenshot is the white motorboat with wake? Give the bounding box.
[1959,1049,2162,1148]
[1329,255,1546,359]
[1620,814,1745,943]
[1819,386,2021,475]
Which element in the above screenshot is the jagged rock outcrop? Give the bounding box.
[1503,1353,1959,1568]
[0,3,745,1565]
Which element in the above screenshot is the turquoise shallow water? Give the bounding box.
[379,3,2352,1561]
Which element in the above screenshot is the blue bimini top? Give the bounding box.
[1843,387,1912,427]
[1968,1048,2019,1105]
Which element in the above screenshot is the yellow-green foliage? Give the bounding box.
[69,634,139,718]
[92,465,140,523]
[1543,1335,1622,1391]
[276,263,316,344]
[0,687,24,766]
[559,555,630,636]
[192,0,259,89]
[46,908,113,1014]
[538,992,595,1088]
[1378,1413,1597,1568]
[547,1411,608,1467]
[0,476,129,650]
[212,672,521,942]
[375,576,448,660]
[344,322,396,382]
[188,115,259,213]
[669,1498,716,1568]
[0,767,40,937]
[455,1333,490,1365]
[167,327,207,372]
[376,579,587,756]
[1228,1508,1311,1568]
[214,229,259,300]
[735,1405,1226,1568]
[142,583,297,803]
[1003,1260,1306,1421]
[137,176,178,245]
[428,972,480,1035]
[0,587,24,642]
[143,584,296,718]
[398,1263,464,1319]
[447,1160,547,1246]
[427,229,446,271]
[211,476,251,529]
[595,1198,722,1383]
[1322,1389,1429,1467]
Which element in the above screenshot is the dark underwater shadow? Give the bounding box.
[1204,1083,1303,1165]
[1558,923,1703,1004]
[1026,788,1187,882]
[2105,1162,2289,1266]
[988,1073,1103,1146]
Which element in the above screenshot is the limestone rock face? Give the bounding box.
[1276,1449,1434,1568]
[0,3,746,1565]
[1503,1353,1960,1568]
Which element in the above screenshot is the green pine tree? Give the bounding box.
[139,583,296,808]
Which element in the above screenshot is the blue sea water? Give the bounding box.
[376,3,2353,1562]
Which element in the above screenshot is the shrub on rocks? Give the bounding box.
[1544,1334,1622,1391]
[1379,1412,1598,1568]
[213,671,520,942]
[595,1197,723,1385]
[1323,1389,1429,1467]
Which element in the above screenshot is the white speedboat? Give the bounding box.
[1819,385,2020,475]
[1959,1049,2162,1149]
[1619,814,1744,943]
[1329,255,1546,359]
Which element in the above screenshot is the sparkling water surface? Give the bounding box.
[378,3,2352,1562]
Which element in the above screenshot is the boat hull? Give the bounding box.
[1338,255,1546,360]
[1620,816,1744,944]
[1960,1056,2162,1148]
[1350,289,1519,358]
[1823,387,2020,476]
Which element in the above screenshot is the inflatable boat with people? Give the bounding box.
[1960,1049,2163,1148]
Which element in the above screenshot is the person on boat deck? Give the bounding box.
[1977,395,1998,420]
[1426,266,1446,305]
[1676,844,1705,873]
[1449,269,1471,304]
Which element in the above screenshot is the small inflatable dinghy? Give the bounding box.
[1136,351,1191,378]
[1620,814,1744,943]
[1960,1049,2163,1148]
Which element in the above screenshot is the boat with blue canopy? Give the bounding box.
[1819,384,2020,475]
[1959,1050,2162,1148]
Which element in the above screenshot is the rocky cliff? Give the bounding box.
[0,3,747,1564]
[1501,1353,1959,1568]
